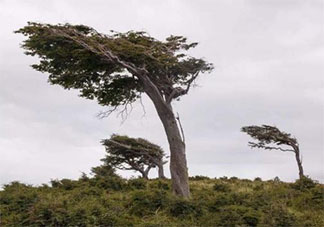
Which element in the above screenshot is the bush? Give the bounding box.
[128,190,169,216]
[254,177,262,182]
[262,203,297,227]
[292,176,317,191]
[149,179,170,190]
[93,176,126,191]
[128,178,147,190]
[310,186,324,208]
[213,182,231,192]
[169,199,203,218]
[208,194,233,212]
[229,176,239,181]
[189,175,210,181]
[218,205,260,226]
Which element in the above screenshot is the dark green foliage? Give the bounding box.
[262,203,297,226]
[16,22,213,108]
[93,176,126,191]
[128,190,169,216]
[91,163,117,178]
[254,177,262,181]
[189,175,210,181]
[213,182,231,192]
[208,193,233,212]
[169,199,203,218]
[292,176,317,191]
[1,177,323,226]
[217,205,260,226]
[128,178,147,190]
[50,178,76,190]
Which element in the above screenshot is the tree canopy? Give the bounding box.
[16,22,212,109]
[241,125,298,152]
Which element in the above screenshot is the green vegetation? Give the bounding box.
[1,175,323,226]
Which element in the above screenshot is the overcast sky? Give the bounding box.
[0,0,323,186]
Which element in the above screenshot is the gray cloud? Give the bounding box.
[1,0,323,186]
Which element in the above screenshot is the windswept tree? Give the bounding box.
[102,134,167,179]
[16,22,213,197]
[241,125,304,179]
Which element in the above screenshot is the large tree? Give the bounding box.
[16,22,212,197]
[102,134,167,179]
[241,125,304,179]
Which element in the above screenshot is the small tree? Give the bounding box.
[16,23,213,197]
[241,125,304,179]
[91,161,117,178]
[101,134,167,179]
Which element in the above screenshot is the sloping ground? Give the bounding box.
[1,176,323,226]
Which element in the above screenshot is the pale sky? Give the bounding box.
[0,0,323,186]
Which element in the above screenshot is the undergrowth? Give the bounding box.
[1,176,323,226]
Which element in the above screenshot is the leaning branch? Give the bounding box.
[51,27,169,111]
[248,142,295,152]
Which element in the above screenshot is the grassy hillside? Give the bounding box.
[1,175,323,226]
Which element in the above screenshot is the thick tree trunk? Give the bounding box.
[151,102,190,197]
[141,76,190,198]
[294,146,304,179]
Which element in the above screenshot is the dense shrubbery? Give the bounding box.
[1,176,323,226]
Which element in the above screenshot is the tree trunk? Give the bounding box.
[151,101,190,197]
[294,146,304,179]
[141,169,149,179]
[157,161,165,179]
[141,76,190,198]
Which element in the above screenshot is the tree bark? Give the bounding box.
[141,171,149,179]
[140,167,150,179]
[148,96,190,197]
[293,146,304,179]
[157,161,165,179]
[138,74,190,198]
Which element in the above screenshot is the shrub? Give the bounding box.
[128,190,169,216]
[149,179,170,190]
[94,176,126,191]
[310,186,324,208]
[229,176,239,182]
[292,176,317,191]
[254,177,262,182]
[262,203,297,227]
[169,199,203,218]
[128,178,147,190]
[189,175,210,181]
[208,194,233,212]
[218,205,260,226]
[213,182,231,192]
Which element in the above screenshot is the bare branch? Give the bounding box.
[176,112,185,144]
[139,96,146,119]
[166,72,200,103]
[248,142,295,152]
[96,106,118,119]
